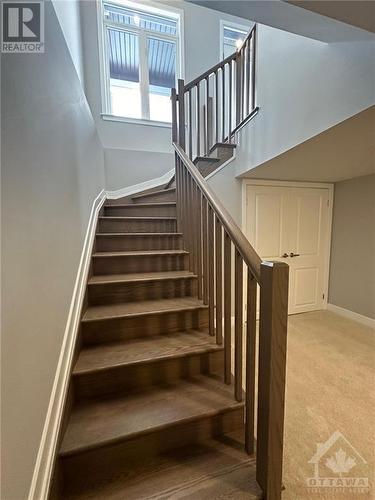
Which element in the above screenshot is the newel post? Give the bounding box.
[256,261,289,500]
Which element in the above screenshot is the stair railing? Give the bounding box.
[171,24,289,500]
[176,24,259,161]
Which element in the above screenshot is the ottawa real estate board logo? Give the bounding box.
[1,1,44,53]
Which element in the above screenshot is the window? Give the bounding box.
[101,1,182,123]
[221,23,248,59]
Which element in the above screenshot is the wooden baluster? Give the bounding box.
[246,40,251,115]
[221,66,225,143]
[224,231,232,384]
[251,26,256,112]
[245,269,257,455]
[215,70,219,144]
[235,53,241,127]
[196,186,203,299]
[208,205,215,336]
[256,261,288,500]
[187,174,193,271]
[234,248,243,401]
[229,61,232,142]
[188,89,193,159]
[202,197,209,304]
[205,76,209,154]
[196,84,200,157]
[178,79,185,149]
[215,217,223,345]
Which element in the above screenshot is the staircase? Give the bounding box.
[52,185,261,499]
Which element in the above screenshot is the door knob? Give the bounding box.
[290,252,300,257]
[281,253,289,258]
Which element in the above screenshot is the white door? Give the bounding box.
[245,184,332,314]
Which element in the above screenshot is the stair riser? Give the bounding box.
[88,278,198,306]
[96,234,183,252]
[73,350,223,400]
[132,191,176,204]
[93,254,188,275]
[104,205,176,217]
[82,308,209,345]
[98,218,177,233]
[60,406,244,492]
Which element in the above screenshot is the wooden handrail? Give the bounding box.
[173,142,262,282]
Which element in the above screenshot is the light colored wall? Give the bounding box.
[80,0,252,190]
[234,24,375,177]
[1,2,106,499]
[329,174,375,319]
[53,0,84,83]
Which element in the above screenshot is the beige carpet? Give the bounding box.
[283,311,375,499]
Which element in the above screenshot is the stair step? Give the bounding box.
[87,271,198,305]
[131,187,176,204]
[62,432,260,500]
[60,375,243,458]
[92,250,189,275]
[82,297,206,323]
[96,232,183,252]
[74,330,219,375]
[98,216,177,234]
[104,202,176,217]
[72,331,223,398]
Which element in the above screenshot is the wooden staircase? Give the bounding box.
[52,185,261,499]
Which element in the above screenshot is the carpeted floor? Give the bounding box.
[282,310,375,499]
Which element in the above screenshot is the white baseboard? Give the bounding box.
[205,150,236,181]
[106,168,174,199]
[327,303,375,329]
[28,189,106,500]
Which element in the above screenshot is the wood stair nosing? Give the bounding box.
[88,270,197,286]
[131,187,176,200]
[92,250,188,258]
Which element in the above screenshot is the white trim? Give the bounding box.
[106,168,174,199]
[205,148,236,181]
[101,113,172,128]
[327,303,375,329]
[28,189,106,500]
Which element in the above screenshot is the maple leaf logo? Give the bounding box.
[325,448,357,475]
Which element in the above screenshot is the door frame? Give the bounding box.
[241,179,334,311]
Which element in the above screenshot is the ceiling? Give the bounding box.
[241,106,375,183]
[286,1,375,34]
[187,0,375,42]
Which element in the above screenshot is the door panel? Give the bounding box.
[245,184,331,315]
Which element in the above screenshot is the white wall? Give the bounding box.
[80,0,252,190]
[1,2,106,498]
[53,0,84,83]
[234,23,375,177]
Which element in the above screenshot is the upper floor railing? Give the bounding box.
[172,24,259,160]
[171,24,289,500]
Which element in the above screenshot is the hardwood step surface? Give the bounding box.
[88,270,195,285]
[131,187,176,201]
[92,250,188,258]
[82,297,207,323]
[60,375,243,457]
[74,330,218,375]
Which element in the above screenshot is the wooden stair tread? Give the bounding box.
[73,330,219,375]
[88,270,196,285]
[99,216,177,220]
[96,232,182,237]
[132,187,175,200]
[105,202,176,208]
[82,297,207,322]
[92,250,188,257]
[64,432,260,499]
[60,375,243,457]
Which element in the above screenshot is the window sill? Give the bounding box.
[101,114,172,128]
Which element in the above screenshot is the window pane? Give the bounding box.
[104,3,177,35]
[148,36,176,122]
[223,26,247,58]
[108,28,141,119]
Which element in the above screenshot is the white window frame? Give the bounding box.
[219,19,251,60]
[97,0,185,125]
